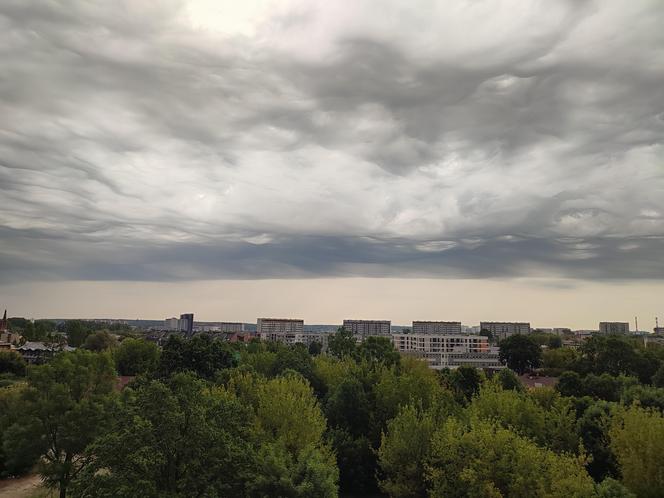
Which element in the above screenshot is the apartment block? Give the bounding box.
[219,322,244,333]
[257,318,304,341]
[599,322,630,334]
[412,321,462,335]
[392,333,502,370]
[343,319,391,340]
[480,321,531,341]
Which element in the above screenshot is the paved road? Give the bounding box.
[0,474,42,498]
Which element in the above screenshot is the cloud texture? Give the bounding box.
[1,0,663,283]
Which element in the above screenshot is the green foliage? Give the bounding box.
[378,405,437,498]
[327,327,356,359]
[114,338,160,376]
[576,401,619,482]
[4,351,116,498]
[610,405,664,498]
[0,350,27,376]
[468,386,578,454]
[357,336,401,367]
[308,340,323,355]
[64,320,92,347]
[72,373,255,498]
[426,418,596,498]
[448,366,486,403]
[542,348,578,374]
[499,334,542,374]
[254,373,327,453]
[159,334,237,379]
[82,330,118,352]
[594,478,636,498]
[556,372,639,402]
[494,368,524,391]
[328,429,376,495]
[1,385,37,478]
[247,442,338,498]
[652,363,664,388]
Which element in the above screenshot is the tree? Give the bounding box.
[248,374,339,497]
[308,341,322,356]
[64,320,91,347]
[3,351,116,498]
[449,365,485,402]
[0,351,27,376]
[82,331,117,352]
[358,336,401,367]
[327,327,356,358]
[576,401,619,481]
[114,338,160,376]
[72,373,255,498]
[495,368,524,392]
[425,419,596,498]
[651,363,664,388]
[610,406,664,498]
[1,386,39,478]
[378,405,436,498]
[499,335,542,374]
[159,334,237,379]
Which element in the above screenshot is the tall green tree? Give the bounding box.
[378,405,436,498]
[3,351,116,498]
[426,419,596,498]
[72,373,255,498]
[114,338,160,376]
[499,335,542,374]
[82,331,118,352]
[358,336,400,367]
[0,351,27,376]
[159,334,237,379]
[610,406,664,498]
[64,320,92,347]
[327,327,356,359]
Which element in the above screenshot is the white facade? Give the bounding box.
[480,322,531,341]
[343,319,391,340]
[164,317,179,330]
[412,321,462,335]
[257,318,304,341]
[392,333,502,370]
[599,322,629,334]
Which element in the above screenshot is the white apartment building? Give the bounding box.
[343,319,391,340]
[392,333,503,370]
[164,317,179,330]
[480,322,531,341]
[257,318,304,341]
[412,321,462,335]
[599,322,630,334]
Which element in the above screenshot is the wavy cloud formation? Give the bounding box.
[1,0,663,283]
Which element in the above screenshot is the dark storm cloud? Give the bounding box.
[1,0,663,283]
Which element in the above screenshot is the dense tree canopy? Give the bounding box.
[0,329,663,497]
[499,334,542,374]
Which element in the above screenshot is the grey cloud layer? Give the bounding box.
[1,0,663,283]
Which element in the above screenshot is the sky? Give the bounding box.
[1,0,663,329]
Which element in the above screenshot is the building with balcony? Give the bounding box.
[412,321,462,335]
[480,322,531,341]
[342,319,391,340]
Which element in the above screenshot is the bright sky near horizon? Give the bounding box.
[1,1,663,329]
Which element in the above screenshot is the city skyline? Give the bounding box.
[1,1,663,327]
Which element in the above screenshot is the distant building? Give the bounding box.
[257,318,304,340]
[599,322,629,334]
[179,313,194,335]
[17,341,75,364]
[392,333,502,370]
[164,317,179,330]
[219,322,244,333]
[342,319,391,340]
[480,322,531,341]
[654,327,664,335]
[412,321,462,335]
[553,328,572,336]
